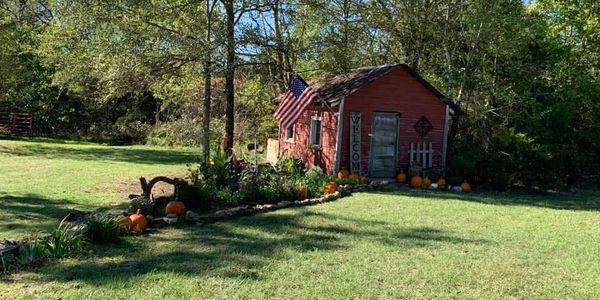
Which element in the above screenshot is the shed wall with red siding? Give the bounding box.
[339,68,447,175]
[278,66,447,176]
[279,108,338,173]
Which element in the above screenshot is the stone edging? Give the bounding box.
[149,182,392,227]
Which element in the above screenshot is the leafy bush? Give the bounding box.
[146,117,203,147]
[84,214,121,244]
[305,166,326,182]
[106,118,152,145]
[277,157,304,178]
[178,181,217,212]
[128,196,154,216]
[46,219,85,258]
[16,234,49,266]
[334,177,361,186]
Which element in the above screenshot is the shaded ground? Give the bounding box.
[0,138,196,239]
[1,192,599,299]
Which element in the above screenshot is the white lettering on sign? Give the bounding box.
[350,112,361,174]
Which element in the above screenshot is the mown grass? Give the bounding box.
[2,138,600,299]
[0,138,197,239]
[1,190,599,299]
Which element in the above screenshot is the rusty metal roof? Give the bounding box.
[274,64,458,111]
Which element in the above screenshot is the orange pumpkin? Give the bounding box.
[298,185,308,199]
[461,181,472,192]
[337,169,350,179]
[437,178,446,188]
[410,176,423,189]
[396,170,407,183]
[324,182,338,194]
[129,209,147,235]
[359,175,367,183]
[165,200,187,215]
[421,177,432,188]
[348,173,360,181]
[117,215,132,233]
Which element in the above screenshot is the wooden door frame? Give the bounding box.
[368,111,400,177]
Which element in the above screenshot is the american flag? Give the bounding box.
[274,75,318,130]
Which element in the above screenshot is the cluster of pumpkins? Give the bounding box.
[116,200,188,235]
[395,169,471,192]
[336,169,367,182]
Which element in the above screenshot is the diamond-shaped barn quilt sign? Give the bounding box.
[414,116,433,138]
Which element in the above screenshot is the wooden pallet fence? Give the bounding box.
[408,142,434,168]
[0,112,33,135]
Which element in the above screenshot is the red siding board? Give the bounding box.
[279,67,446,175]
[279,108,338,174]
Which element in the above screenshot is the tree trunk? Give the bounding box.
[202,0,215,163]
[223,0,235,156]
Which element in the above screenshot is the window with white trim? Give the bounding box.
[309,116,322,147]
[285,125,294,142]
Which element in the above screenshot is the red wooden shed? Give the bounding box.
[275,64,457,178]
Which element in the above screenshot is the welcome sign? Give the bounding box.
[350,112,361,173]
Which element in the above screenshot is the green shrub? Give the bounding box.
[84,214,121,244]
[305,166,326,182]
[128,196,154,216]
[178,181,217,212]
[334,177,361,186]
[46,219,85,258]
[146,117,203,147]
[277,157,304,177]
[16,233,49,266]
[107,118,152,145]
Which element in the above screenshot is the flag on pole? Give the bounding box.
[274,75,317,130]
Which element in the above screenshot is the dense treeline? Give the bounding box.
[1,0,599,189]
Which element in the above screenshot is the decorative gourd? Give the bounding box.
[324,182,338,194]
[410,176,423,189]
[129,209,147,235]
[348,173,361,181]
[437,178,446,188]
[461,181,472,193]
[117,215,132,233]
[337,169,349,179]
[396,170,407,183]
[298,185,308,199]
[421,177,432,188]
[165,200,187,216]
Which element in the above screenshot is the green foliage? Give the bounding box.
[16,234,49,266]
[46,219,85,258]
[107,118,152,146]
[84,214,121,244]
[146,117,203,147]
[129,196,155,216]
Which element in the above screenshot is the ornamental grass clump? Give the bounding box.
[46,218,85,258]
[84,214,122,244]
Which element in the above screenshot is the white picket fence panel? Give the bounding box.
[409,142,434,168]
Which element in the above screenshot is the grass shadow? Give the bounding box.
[366,189,600,211]
[0,143,198,166]
[0,194,85,236]
[34,209,488,284]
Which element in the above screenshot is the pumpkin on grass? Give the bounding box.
[129,209,148,235]
[410,176,423,189]
[461,181,472,192]
[337,169,349,179]
[396,169,407,183]
[324,182,338,194]
[421,177,432,188]
[165,200,187,215]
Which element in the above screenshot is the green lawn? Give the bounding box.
[0,138,197,239]
[2,138,600,299]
